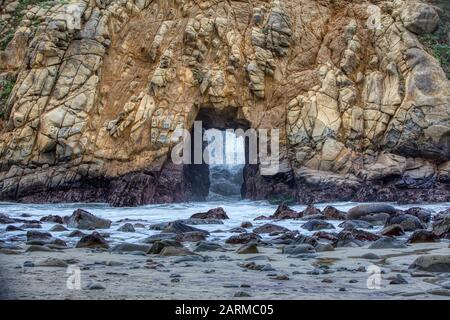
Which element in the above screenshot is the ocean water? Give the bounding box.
[1,200,449,246]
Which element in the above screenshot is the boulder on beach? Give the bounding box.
[253,223,290,234]
[236,243,259,254]
[190,207,229,220]
[148,240,183,254]
[282,244,315,255]
[322,206,346,220]
[302,205,321,217]
[385,214,424,231]
[76,232,109,249]
[270,203,300,220]
[111,243,151,253]
[117,223,135,232]
[347,204,397,220]
[301,219,335,231]
[50,224,68,232]
[338,220,373,230]
[40,215,64,224]
[368,237,407,249]
[225,232,261,244]
[409,255,450,272]
[432,213,450,238]
[163,221,209,235]
[66,209,111,230]
[407,230,440,243]
[194,241,225,252]
[380,224,405,237]
[404,207,432,223]
[176,231,206,242]
[159,246,195,256]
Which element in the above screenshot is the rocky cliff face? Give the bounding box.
[0,0,449,206]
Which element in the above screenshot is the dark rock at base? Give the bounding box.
[67,230,86,238]
[50,224,68,232]
[190,207,229,220]
[360,253,380,260]
[270,203,301,220]
[176,231,206,242]
[237,243,259,254]
[148,240,183,254]
[409,255,450,272]
[225,232,261,244]
[322,206,346,220]
[301,219,335,231]
[35,258,68,268]
[229,227,247,233]
[253,215,269,221]
[407,230,440,243]
[334,231,364,248]
[163,221,209,235]
[368,237,407,249]
[347,204,397,220]
[314,243,335,252]
[40,215,64,224]
[67,209,111,230]
[300,214,326,220]
[110,243,151,253]
[194,241,225,252]
[117,223,135,232]
[351,229,381,242]
[241,221,253,228]
[358,213,391,225]
[76,232,109,249]
[380,224,405,237]
[338,220,373,230]
[385,214,424,231]
[25,245,55,252]
[234,291,251,297]
[5,225,24,232]
[179,218,224,225]
[404,207,432,223]
[253,223,290,234]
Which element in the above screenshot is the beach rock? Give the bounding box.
[368,237,407,249]
[225,233,261,244]
[237,243,259,254]
[313,231,338,242]
[181,218,224,225]
[282,244,315,255]
[140,233,177,244]
[67,230,86,238]
[35,258,68,268]
[40,215,64,224]
[194,241,225,252]
[5,225,24,232]
[400,2,440,35]
[338,220,373,230]
[117,223,135,232]
[409,255,450,272]
[76,232,109,249]
[148,240,183,254]
[432,214,450,238]
[380,224,405,237]
[176,231,206,242]
[385,214,424,232]
[334,231,364,248]
[390,274,408,285]
[314,243,335,252]
[159,246,195,256]
[241,221,253,228]
[25,245,55,252]
[66,209,111,230]
[253,223,290,234]
[0,213,15,224]
[361,253,380,260]
[87,283,105,290]
[301,220,335,231]
[407,230,440,243]
[347,204,396,220]
[229,227,247,233]
[253,216,269,221]
[26,230,52,242]
[270,203,300,220]
[111,243,151,253]
[50,224,68,232]
[234,291,251,297]
[404,207,432,223]
[190,207,229,220]
[302,205,321,216]
[20,223,42,229]
[322,206,346,220]
[163,221,209,235]
[351,229,381,242]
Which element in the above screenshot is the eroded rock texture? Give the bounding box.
[0,0,449,206]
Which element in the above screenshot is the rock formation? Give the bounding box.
[0,0,449,206]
